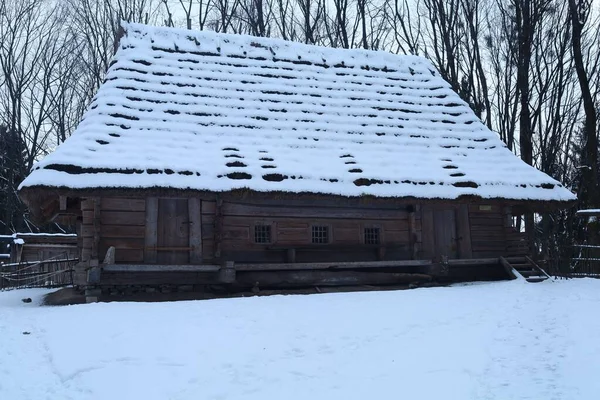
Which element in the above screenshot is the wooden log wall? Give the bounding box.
[468,204,508,258]
[93,198,146,263]
[201,200,417,264]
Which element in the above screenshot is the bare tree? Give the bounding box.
[569,0,599,216]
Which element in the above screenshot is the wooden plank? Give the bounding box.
[99,237,145,250]
[222,197,413,210]
[188,198,203,263]
[235,259,432,271]
[81,199,95,211]
[276,227,310,243]
[222,226,251,240]
[100,225,145,238]
[59,195,67,211]
[456,204,472,258]
[92,198,101,260]
[447,258,499,266]
[221,202,408,220]
[157,198,189,264]
[144,197,158,263]
[101,198,145,212]
[202,200,216,215]
[103,264,220,272]
[499,257,518,280]
[433,208,458,259]
[382,230,410,243]
[331,227,360,243]
[100,211,145,226]
[236,271,432,288]
[421,205,435,259]
[100,248,143,263]
[215,198,223,260]
[468,204,501,212]
[408,209,416,259]
[201,214,215,239]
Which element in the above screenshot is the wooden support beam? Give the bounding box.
[421,205,435,259]
[286,248,296,263]
[235,271,432,288]
[235,259,432,271]
[499,257,518,280]
[214,197,223,260]
[188,198,202,263]
[91,198,101,260]
[59,196,67,211]
[144,197,158,263]
[408,207,417,259]
[102,264,220,272]
[456,205,473,258]
[219,261,236,283]
[446,258,500,266]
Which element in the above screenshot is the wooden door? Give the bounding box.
[433,208,458,260]
[157,198,190,264]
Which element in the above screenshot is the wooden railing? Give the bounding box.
[0,253,78,290]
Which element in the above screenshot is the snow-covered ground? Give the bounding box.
[1,280,599,400]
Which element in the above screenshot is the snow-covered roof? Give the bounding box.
[19,23,575,202]
[576,209,600,216]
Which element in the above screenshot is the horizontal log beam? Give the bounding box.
[235,271,432,288]
[446,258,500,266]
[102,264,220,272]
[235,259,432,271]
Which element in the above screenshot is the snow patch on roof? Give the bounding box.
[19,23,575,202]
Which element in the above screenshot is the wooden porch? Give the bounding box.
[85,256,514,290]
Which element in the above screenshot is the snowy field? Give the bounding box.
[1,280,600,400]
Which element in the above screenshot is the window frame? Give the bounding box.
[310,224,331,244]
[253,222,274,244]
[362,225,383,245]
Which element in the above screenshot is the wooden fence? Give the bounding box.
[0,253,78,290]
[546,244,600,278]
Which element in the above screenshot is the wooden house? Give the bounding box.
[18,23,575,297]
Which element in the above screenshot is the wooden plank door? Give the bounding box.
[433,208,458,260]
[157,198,190,264]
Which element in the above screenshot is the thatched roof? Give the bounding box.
[19,22,575,214]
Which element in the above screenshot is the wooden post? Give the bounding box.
[188,198,202,263]
[145,197,158,263]
[219,261,236,283]
[456,205,473,259]
[421,205,435,259]
[59,195,67,211]
[91,198,101,260]
[287,248,296,263]
[408,206,417,259]
[214,197,223,260]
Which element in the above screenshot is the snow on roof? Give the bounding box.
[576,209,600,216]
[19,23,575,202]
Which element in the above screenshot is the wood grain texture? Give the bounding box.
[144,197,158,263]
[188,198,203,263]
[456,205,473,258]
[157,198,189,264]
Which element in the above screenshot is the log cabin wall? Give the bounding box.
[78,196,523,267]
[98,198,146,263]
[201,200,418,264]
[468,204,509,258]
[81,197,146,264]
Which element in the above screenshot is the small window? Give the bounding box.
[364,227,380,245]
[311,225,329,244]
[254,225,272,243]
